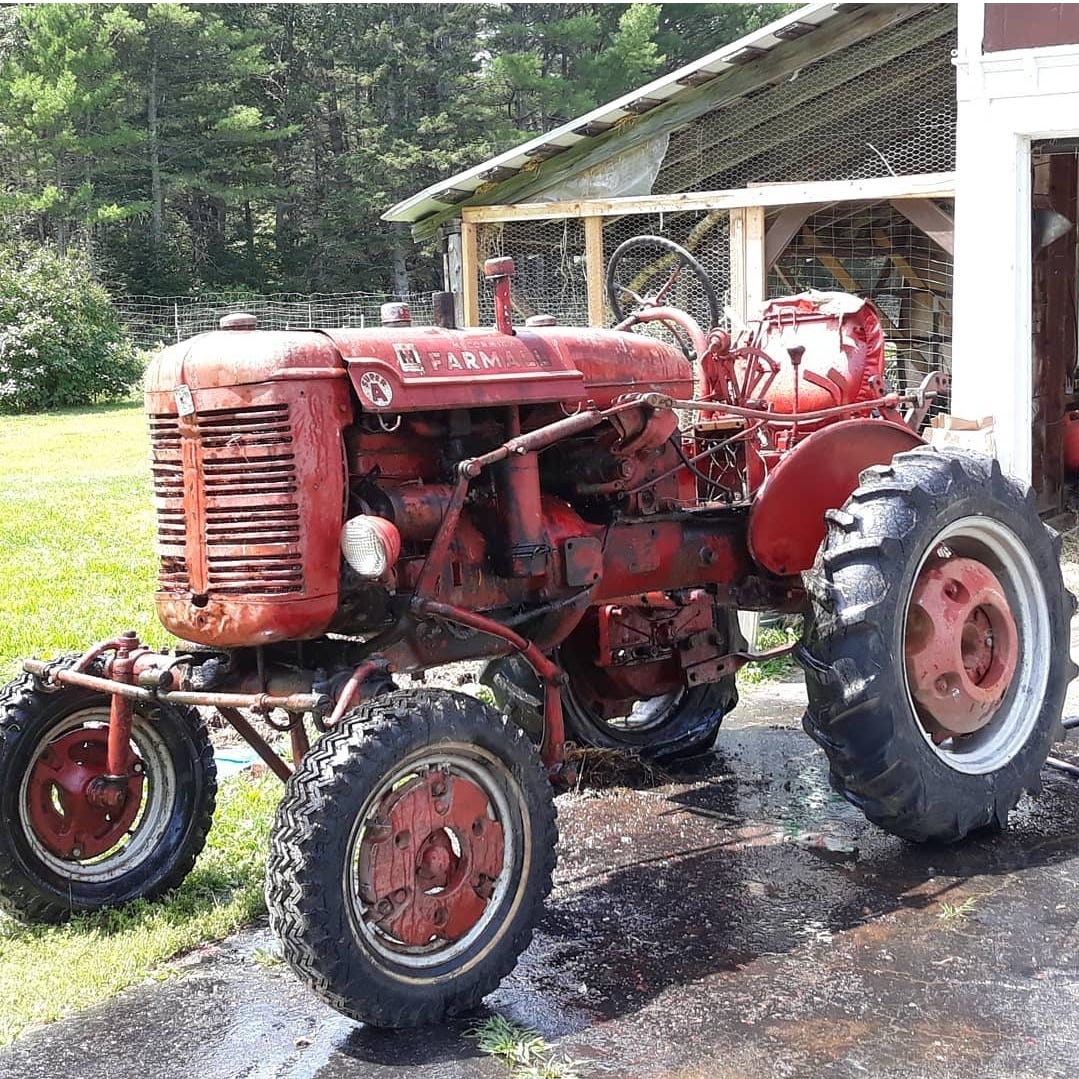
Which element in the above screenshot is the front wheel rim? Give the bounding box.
[18,707,179,881]
[345,747,521,970]
[902,515,1051,775]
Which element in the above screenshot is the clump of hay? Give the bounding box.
[565,745,674,789]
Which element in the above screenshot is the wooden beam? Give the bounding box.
[800,227,859,292]
[730,208,747,321]
[890,198,954,255]
[872,229,929,290]
[584,216,606,326]
[461,218,479,327]
[412,3,934,240]
[745,205,766,313]
[461,172,956,225]
[765,204,823,267]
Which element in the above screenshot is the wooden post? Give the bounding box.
[461,218,480,327]
[584,216,605,326]
[730,206,766,321]
[729,207,747,322]
[745,205,766,312]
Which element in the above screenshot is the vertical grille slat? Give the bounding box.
[148,405,305,596]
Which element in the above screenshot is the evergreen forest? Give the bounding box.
[0,3,788,299]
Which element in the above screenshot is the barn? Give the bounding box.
[385,2,1079,513]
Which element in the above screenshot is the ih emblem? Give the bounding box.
[359,371,394,408]
[393,343,424,374]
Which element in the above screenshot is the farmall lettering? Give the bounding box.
[5,245,1070,1037]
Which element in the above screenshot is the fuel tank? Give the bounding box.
[320,324,693,413]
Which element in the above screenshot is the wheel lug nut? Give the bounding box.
[392,888,408,904]
[71,848,82,859]
[934,677,949,694]
[377,899,392,915]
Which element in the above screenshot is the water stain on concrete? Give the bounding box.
[2,677,1077,1079]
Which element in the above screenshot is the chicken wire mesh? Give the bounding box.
[468,3,955,399]
[116,291,432,351]
[768,200,953,397]
[654,4,956,195]
[478,211,730,333]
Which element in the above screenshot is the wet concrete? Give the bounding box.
[3,676,1078,1079]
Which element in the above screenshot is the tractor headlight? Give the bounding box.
[341,515,401,578]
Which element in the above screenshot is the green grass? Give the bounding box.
[0,403,281,1045]
[469,1015,586,1079]
[737,623,801,685]
[0,773,280,1046]
[0,402,168,681]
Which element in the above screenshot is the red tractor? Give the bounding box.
[1,237,1072,1027]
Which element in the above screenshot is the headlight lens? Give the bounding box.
[341,515,401,578]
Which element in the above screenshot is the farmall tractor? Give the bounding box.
[0,237,1073,1028]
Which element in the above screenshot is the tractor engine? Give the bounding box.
[143,291,708,662]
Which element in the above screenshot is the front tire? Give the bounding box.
[0,675,217,922]
[266,689,557,1028]
[799,447,1075,843]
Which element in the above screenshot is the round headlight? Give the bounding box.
[341,515,401,578]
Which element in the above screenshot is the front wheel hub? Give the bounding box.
[905,555,1019,736]
[357,771,504,947]
[26,728,144,860]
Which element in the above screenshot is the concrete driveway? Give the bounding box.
[2,676,1077,1079]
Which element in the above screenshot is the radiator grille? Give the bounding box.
[148,404,304,596]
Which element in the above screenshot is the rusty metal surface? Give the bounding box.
[147,374,351,647]
[748,419,924,576]
[906,557,1019,735]
[357,771,505,947]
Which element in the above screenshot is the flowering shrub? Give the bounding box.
[0,248,142,412]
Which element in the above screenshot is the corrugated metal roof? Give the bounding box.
[383,2,849,226]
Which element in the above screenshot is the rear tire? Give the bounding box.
[799,447,1075,843]
[266,689,556,1028]
[483,609,743,758]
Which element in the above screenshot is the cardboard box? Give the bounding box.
[927,414,995,455]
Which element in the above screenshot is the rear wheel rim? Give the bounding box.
[901,516,1051,774]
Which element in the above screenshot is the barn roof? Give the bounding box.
[384,3,933,237]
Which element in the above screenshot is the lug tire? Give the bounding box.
[483,610,742,759]
[0,674,216,923]
[266,688,557,1028]
[799,447,1075,843]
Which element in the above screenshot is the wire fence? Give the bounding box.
[115,291,431,351]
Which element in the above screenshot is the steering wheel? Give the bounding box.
[605,234,721,332]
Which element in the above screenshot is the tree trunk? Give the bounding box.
[392,225,410,295]
[149,45,162,247]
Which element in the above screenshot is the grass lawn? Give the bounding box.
[0,403,281,1045]
[0,402,169,680]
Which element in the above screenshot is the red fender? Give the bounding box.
[748,419,924,577]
